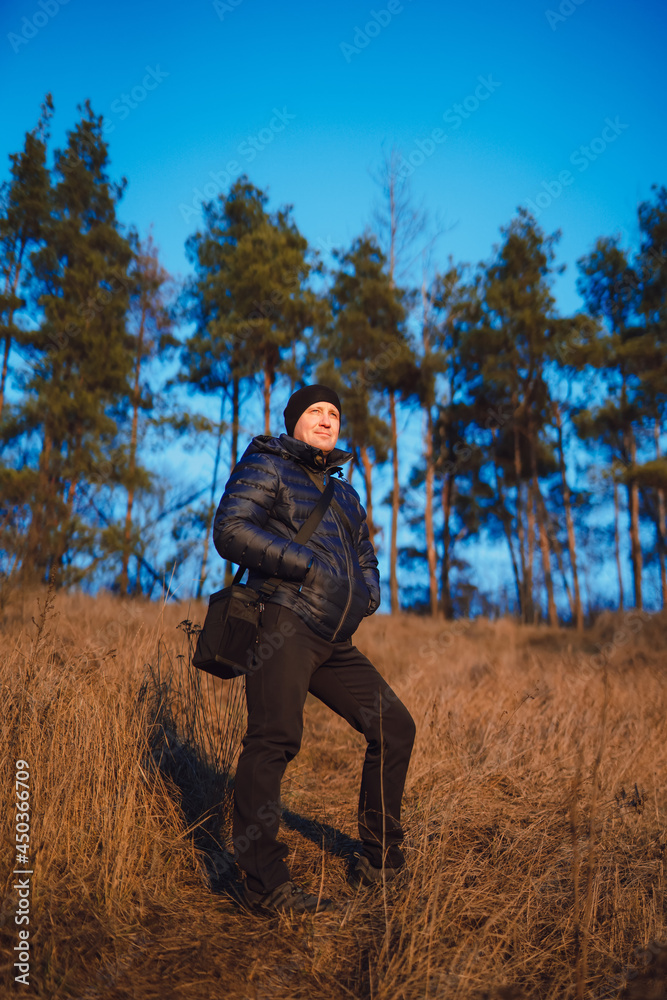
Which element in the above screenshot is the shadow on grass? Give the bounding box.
[138,630,244,897]
[139,628,362,903]
[281,807,363,869]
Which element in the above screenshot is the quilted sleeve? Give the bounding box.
[356,505,381,616]
[213,452,314,580]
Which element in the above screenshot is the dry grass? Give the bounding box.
[1,588,666,999]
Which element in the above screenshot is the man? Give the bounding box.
[213,384,415,914]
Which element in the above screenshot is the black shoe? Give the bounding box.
[242,880,335,915]
[347,855,408,889]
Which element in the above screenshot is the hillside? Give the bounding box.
[2,591,666,999]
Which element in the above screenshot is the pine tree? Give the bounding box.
[418,263,442,616]
[634,186,667,605]
[371,147,426,613]
[464,210,573,624]
[11,101,134,585]
[183,176,320,437]
[428,264,481,617]
[576,237,646,609]
[181,176,322,592]
[117,232,176,595]
[317,235,401,543]
[550,401,584,629]
[0,96,52,421]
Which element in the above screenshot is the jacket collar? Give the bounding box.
[251,433,352,474]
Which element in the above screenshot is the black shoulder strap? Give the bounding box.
[231,478,335,597]
[295,475,336,541]
[303,467,355,543]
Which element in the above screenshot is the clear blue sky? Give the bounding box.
[2,0,665,308]
[1,0,666,608]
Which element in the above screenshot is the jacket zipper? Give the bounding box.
[329,477,354,641]
[308,468,353,641]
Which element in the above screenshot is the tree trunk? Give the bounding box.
[384,157,402,616]
[513,421,528,622]
[0,258,24,420]
[534,483,558,626]
[41,356,69,582]
[64,474,77,514]
[529,425,557,627]
[495,459,522,617]
[553,403,583,631]
[223,376,241,589]
[197,391,226,600]
[527,482,536,622]
[120,313,146,596]
[421,271,438,617]
[263,365,271,436]
[441,473,454,618]
[349,457,356,488]
[551,531,574,619]
[654,418,666,609]
[627,429,643,609]
[55,439,80,585]
[425,406,438,616]
[231,375,240,469]
[24,427,54,583]
[0,332,11,421]
[389,389,400,614]
[360,444,376,544]
[614,480,624,611]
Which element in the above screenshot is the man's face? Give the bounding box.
[293,400,340,453]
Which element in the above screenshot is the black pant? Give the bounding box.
[232,602,416,894]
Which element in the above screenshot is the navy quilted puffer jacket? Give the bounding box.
[213,433,380,642]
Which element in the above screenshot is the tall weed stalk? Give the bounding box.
[138,619,246,887]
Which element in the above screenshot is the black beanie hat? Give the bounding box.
[283,384,341,438]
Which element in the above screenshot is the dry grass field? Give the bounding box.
[1,588,666,999]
